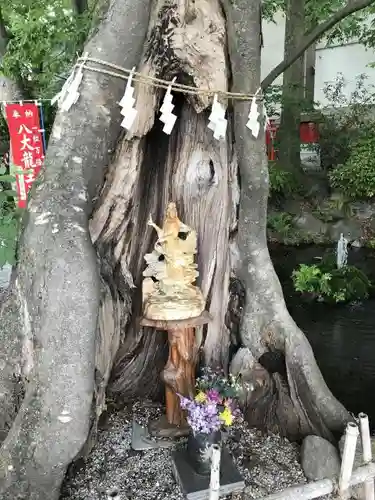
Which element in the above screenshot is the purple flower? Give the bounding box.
[178,393,221,434]
[206,389,221,403]
[179,395,191,410]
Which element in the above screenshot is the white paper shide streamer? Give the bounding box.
[159,78,177,135]
[119,66,138,131]
[246,95,260,138]
[51,52,88,112]
[264,104,270,131]
[208,94,227,140]
[50,57,267,140]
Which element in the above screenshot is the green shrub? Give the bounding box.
[329,136,375,199]
[292,256,371,303]
[268,162,297,198]
[319,74,375,171]
[267,212,294,238]
[0,165,23,267]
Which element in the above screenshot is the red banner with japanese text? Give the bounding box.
[5,103,45,208]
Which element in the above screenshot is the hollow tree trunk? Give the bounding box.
[0,0,351,496]
[91,0,235,400]
[90,0,350,440]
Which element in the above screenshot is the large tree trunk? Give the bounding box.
[0,0,152,498]
[224,0,349,441]
[0,0,350,497]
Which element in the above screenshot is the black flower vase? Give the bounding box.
[187,430,222,475]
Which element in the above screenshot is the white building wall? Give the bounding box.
[261,12,375,107]
[261,11,285,85]
[314,43,375,106]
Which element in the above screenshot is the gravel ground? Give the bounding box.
[60,402,306,500]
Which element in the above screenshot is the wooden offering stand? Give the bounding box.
[141,311,211,438]
[140,202,209,439]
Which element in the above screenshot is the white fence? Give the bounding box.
[261,413,374,500]
[209,413,375,500]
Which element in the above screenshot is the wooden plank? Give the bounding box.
[140,310,211,329]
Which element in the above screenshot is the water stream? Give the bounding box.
[271,244,375,426]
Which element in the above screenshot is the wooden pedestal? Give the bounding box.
[140,311,211,431]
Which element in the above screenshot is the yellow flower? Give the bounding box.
[195,391,207,403]
[219,407,233,426]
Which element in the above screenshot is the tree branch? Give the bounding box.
[72,0,88,15]
[261,0,375,90]
[0,7,8,58]
[0,8,23,103]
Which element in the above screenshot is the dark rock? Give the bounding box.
[282,200,304,216]
[318,198,346,222]
[351,201,375,221]
[294,212,328,237]
[329,219,363,242]
[304,176,330,200]
[301,435,340,481]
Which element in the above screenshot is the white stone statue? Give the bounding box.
[337,233,348,269]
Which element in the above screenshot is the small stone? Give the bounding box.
[301,435,340,481]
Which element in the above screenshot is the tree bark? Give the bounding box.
[0,0,152,498]
[278,0,305,173]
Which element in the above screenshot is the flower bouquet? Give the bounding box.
[178,368,243,475]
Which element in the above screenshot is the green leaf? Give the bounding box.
[0,175,16,183]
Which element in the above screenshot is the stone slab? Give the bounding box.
[131,419,175,451]
[172,446,245,500]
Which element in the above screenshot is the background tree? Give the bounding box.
[72,0,88,15]
[277,0,306,173]
[262,0,375,173]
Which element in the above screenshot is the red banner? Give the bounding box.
[5,103,45,208]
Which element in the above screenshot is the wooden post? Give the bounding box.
[140,311,211,435]
[339,422,359,499]
[359,413,374,500]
